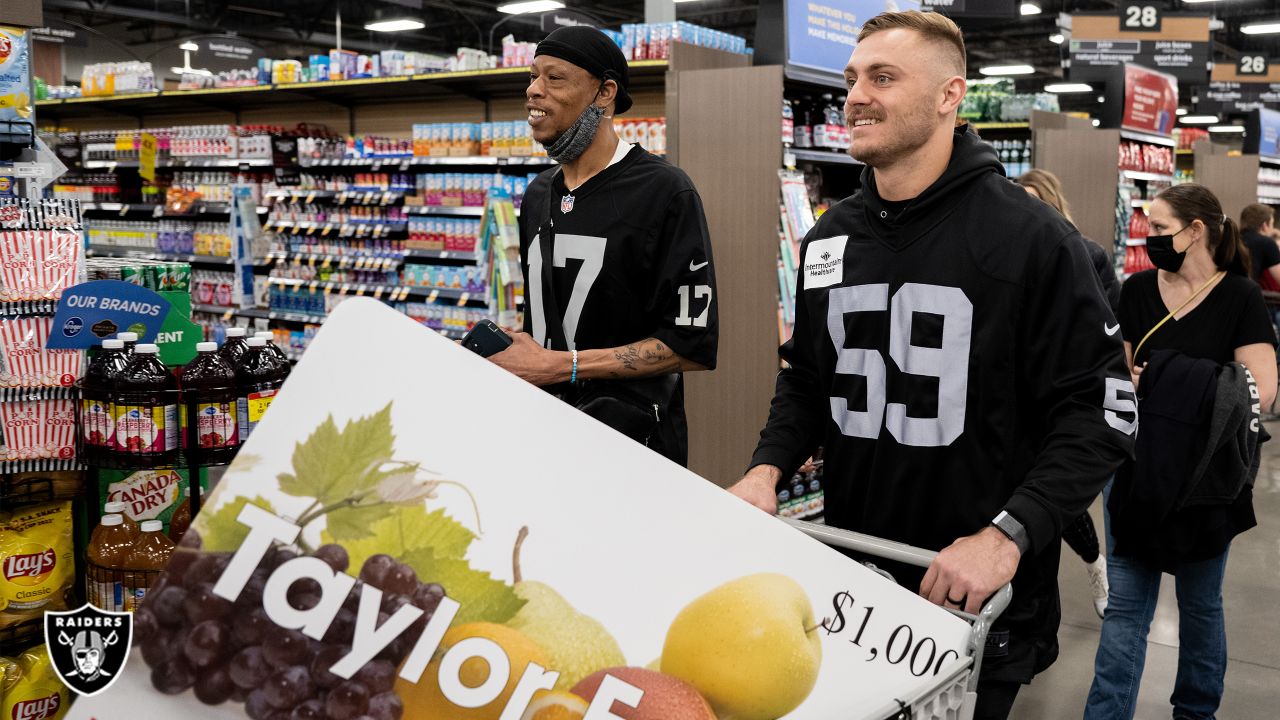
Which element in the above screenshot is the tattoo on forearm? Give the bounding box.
[641,341,671,365]
[615,344,640,371]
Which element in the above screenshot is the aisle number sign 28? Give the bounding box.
[1121,2,1162,32]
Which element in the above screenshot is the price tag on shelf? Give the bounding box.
[322,224,333,236]
[458,292,470,306]
[292,225,301,235]
[222,309,234,322]
[380,192,392,206]
[139,132,158,182]
[152,205,165,219]
[308,255,317,269]
[305,191,316,204]
[338,192,349,204]
[356,286,367,297]
[323,256,333,269]
[399,161,411,172]
[309,281,320,294]
[340,283,351,295]
[371,161,382,172]
[118,205,129,217]
[374,286,385,300]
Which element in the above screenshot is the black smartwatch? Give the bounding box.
[991,510,1031,556]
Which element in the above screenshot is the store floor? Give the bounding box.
[1011,419,1280,719]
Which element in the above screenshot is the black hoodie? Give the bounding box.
[751,126,1136,682]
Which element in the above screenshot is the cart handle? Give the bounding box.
[783,518,1014,698]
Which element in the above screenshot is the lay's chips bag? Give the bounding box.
[0,501,74,622]
[1,645,70,720]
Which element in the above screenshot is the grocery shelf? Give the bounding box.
[406,205,486,216]
[81,202,268,215]
[1119,129,1176,148]
[266,220,407,237]
[266,276,488,306]
[81,157,272,169]
[264,189,338,201]
[1176,149,1194,156]
[34,62,671,120]
[85,246,269,267]
[191,303,272,320]
[267,252,404,270]
[1260,155,1280,167]
[1121,170,1175,183]
[404,249,481,264]
[971,122,1031,131]
[788,148,862,166]
[298,155,554,169]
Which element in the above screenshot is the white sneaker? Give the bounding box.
[1086,556,1109,618]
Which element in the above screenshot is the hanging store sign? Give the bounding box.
[1194,63,1280,115]
[1067,12,1210,84]
[921,0,1017,19]
[1119,64,1178,135]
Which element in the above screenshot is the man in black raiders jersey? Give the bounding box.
[488,26,718,466]
[727,11,1135,718]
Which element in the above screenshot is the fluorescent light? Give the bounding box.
[363,18,425,32]
[1045,83,1093,93]
[497,0,565,13]
[1179,115,1220,125]
[1176,107,1188,116]
[1097,95,1105,103]
[1242,21,1280,35]
[672,0,702,3]
[171,67,213,76]
[1092,119,1101,127]
[1208,125,1246,133]
[979,64,1035,76]
[1181,0,1225,3]
[179,41,199,52]
[1021,3,1042,15]
[1049,33,1065,44]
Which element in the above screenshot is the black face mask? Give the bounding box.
[1146,225,1193,273]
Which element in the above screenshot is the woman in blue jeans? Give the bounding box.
[1085,184,1277,720]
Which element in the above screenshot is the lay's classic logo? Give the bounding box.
[12,693,61,720]
[3,548,57,585]
[0,35,11,63]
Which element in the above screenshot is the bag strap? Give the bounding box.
[1133,270,1224,361]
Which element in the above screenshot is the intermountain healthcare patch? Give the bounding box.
[804,235,848,289]
[44,604,132,697]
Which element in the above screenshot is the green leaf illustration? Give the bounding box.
[402,548,524,625]
[282,403,396,505]
[200,495,278,552]
[323,501,398,542]
[321,504,519,624]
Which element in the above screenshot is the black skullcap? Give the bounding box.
[536,25,632,114]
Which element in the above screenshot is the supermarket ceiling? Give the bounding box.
[37,0,1280,87]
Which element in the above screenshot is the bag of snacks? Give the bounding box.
[0,501,74,625]
[1,644,70,720]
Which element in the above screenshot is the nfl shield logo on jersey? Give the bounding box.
[44,604,133,697]
[561,194,576,214]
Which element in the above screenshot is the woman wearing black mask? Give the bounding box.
[1086,184,1277,719]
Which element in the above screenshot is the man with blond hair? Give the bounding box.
[726,11,1135,717]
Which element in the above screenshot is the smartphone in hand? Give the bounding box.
[460,319,513,358]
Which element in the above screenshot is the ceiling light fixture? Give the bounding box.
[363,18,425,32]
[1181,0,1226,3]
[1179,115,1220,124]
[979,64,1035,76]
[1176,107,1188,116]
[497,0,565,13]
[178,41,199,52]
[1208,125,1246,133]
[1241,21,1280,35]
[1021,3,1042,15]
[1049,33,1065,44]
[1045,82,1093,93]
[1092,119,1101,127]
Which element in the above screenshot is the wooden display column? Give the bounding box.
[1194,141,1261,224]
[1033,114,1120,253]
[0,0,42,27]
[667,65,785,486]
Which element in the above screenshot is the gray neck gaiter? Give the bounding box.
[545,104,605,164]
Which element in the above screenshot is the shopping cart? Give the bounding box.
[784,518,1013,720]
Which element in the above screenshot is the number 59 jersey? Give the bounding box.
[752,130,1135,679]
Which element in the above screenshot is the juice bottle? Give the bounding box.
[255,331,290,363]
[81,339,128,464]
[235,337,290,441]
[112,344,178,464]
[86,514,135,611]
[219,326,249,366]
[123,520,176,611]
[103,500,141,534]
[116,331,139,358]
[168,484,196,545]
[180,341,240,464]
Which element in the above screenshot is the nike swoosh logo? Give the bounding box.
[689,260,710,272]
[1105,323,1120,336]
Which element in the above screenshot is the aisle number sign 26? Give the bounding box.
[1239,56,1270,77]
[1121,2,1162,32]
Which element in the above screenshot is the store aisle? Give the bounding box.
[1012,419,1280,719]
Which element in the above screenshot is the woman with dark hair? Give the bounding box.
[1085,184,1277,720]
[1017,169,1114,618]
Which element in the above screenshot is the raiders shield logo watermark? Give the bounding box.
[44,604,132,697]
